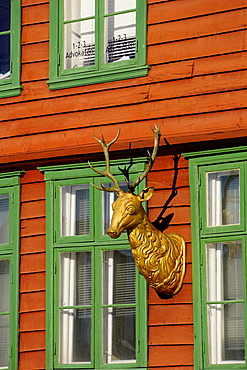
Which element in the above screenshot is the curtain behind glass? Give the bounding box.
[207,170,240,227]
[0,194,9,244]
[0,259,10,369]
[61,185,90,236]
[103,249,136,364]
[206,241,244,364]
[59,251,92,364]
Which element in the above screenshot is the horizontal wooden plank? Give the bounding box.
[22,0,48,6]
[1,110,247,163]
[149,206,191,226]
[19,331,45,352]
[19,311,45,332]
[149,344,194,367]
[148,168,189,189]
[19,350,45,370]
[151,156,189,171]
[22,3,49,25]
[21,182,45,202]
[149,304,193,326]
[148,0,247,24]
[165,225,191,243]
[21,200,46,220]
[22,23,49,45]
[1,86,247,141]
[149,8,247,45]
[21,61,48,82]
[20,291,46,312]
[3,69,247,124]
[148,51,247,82]
[21,235,46,254]
[20,253,46,274]
[149,70,247,101]
[149,324,194,345]
[20,272,46,292]
[22,41,49,63]
[148,30,247,65]
[148,188,191,207]
[15,50,247,103]
[149,282,192,304]
[20,218,46,238]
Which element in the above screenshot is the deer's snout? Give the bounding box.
[107,228,121,239]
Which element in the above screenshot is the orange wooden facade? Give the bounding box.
[1,0,247,368]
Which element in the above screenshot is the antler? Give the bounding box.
[88,129,122,193]
[128,124,161,193]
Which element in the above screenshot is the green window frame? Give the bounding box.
[185,146,247,370]
[41,158,147,370]
[48,0,149,90]
[0,0,22,98]
[0,171,21,370]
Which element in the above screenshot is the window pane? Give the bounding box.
[59,252,92,364]
[103,249,136,364]
[104,12,136,63]
[208,303,244,363]
[207,170,240,227]
[60,308,91,364]
[103,182,128,235]
[0,194,9,245]
[103,249,136,305]
[64,20,95,69]
[0,0,10,32]
[206,241,243,302]
[105,0,136,14]
[60,252,92,307]
[0,34,10,79]
[64,0,95,21]
[61,185,90,236]
[0,259,10,313]
[0,315,9,368]
[206,241,245,363]
[103,306,136,363]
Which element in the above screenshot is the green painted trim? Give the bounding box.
[47,65,149,90]
[48,0,148,90]
[39,157,147,181]
[44,158,148,370]
[183,145,247,160]
[0,0,22,99]
[0,175,21,370]
[199,162,245,236]
[188,150,247,370]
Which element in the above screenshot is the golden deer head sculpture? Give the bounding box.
[89,126,185,296]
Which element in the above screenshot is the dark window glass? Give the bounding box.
[0,0,10,32]
[0,34,10,77]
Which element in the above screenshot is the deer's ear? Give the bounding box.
[138,187,154,202]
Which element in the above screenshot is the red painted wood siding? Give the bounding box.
[19,170,46,370]
[0,0,246,368]
[0,0,246,162]
[148,156,193,369]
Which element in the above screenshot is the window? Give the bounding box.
[0,0,22,98]
[41,158,147,370]
[48,0,148,90]
[0,171,21,370]
[185,147,247,370]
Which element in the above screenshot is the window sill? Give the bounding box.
[0,84,23,99]
[47,65,150,90]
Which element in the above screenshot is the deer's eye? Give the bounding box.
[127,205,136,215]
